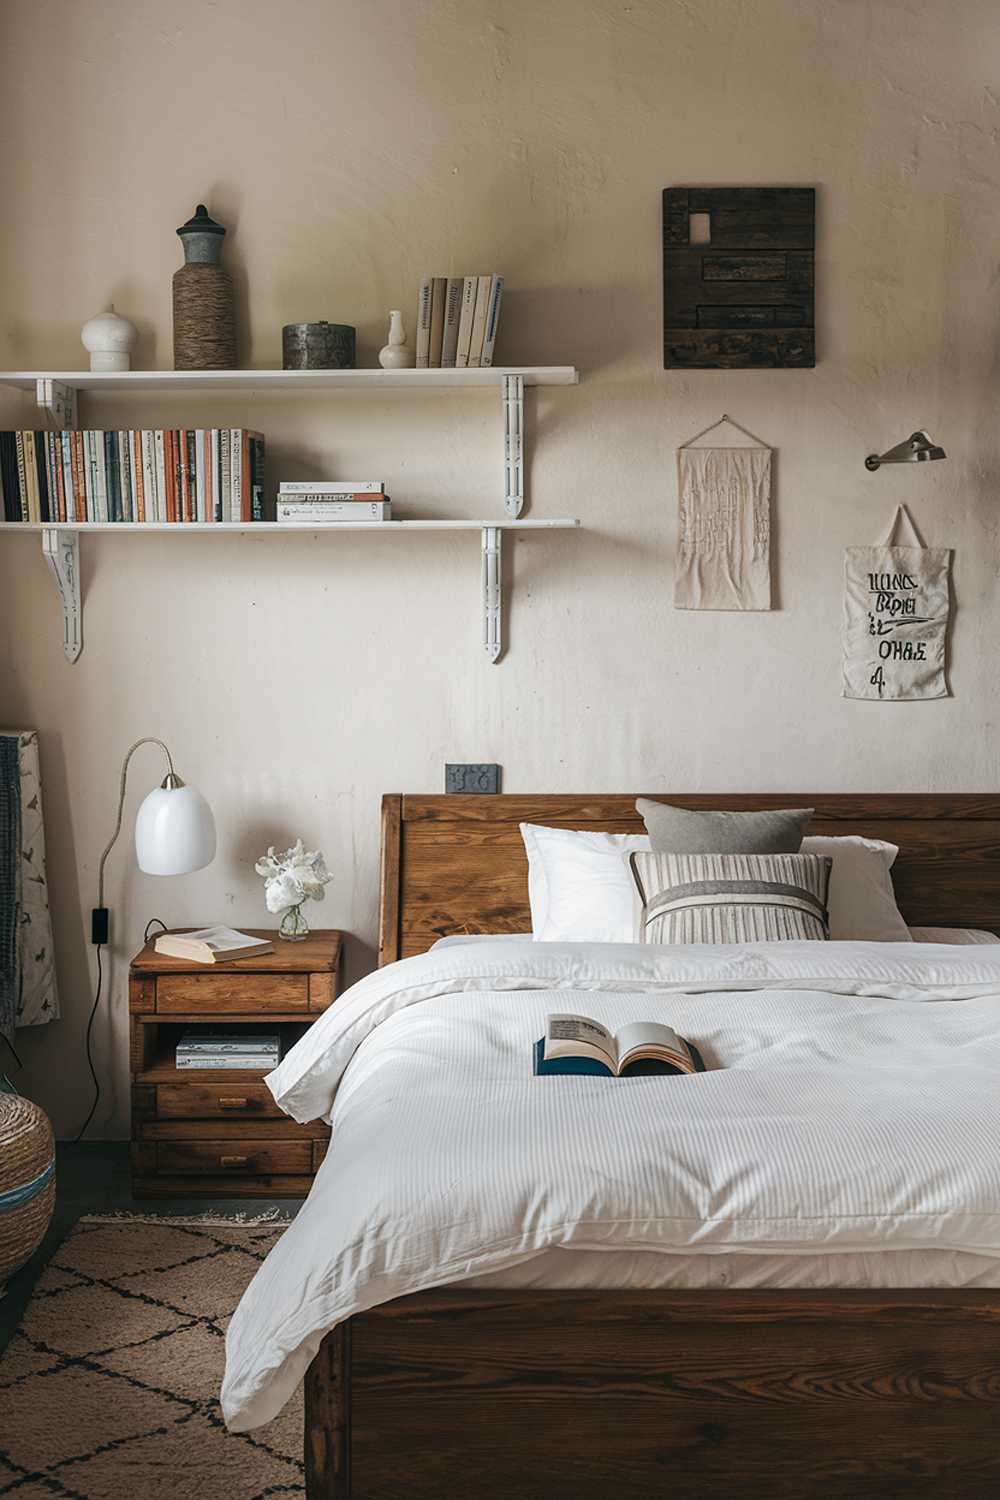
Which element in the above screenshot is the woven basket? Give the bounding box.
[0,1092,55,1290]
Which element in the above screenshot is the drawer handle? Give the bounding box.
[218,1097,249,1109]
[220,1154,250,1167]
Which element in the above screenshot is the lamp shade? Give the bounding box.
[134,783,216,875]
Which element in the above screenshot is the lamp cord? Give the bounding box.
[97,738,175,909]
[74,943,103,1143]
[78,737,175,1142]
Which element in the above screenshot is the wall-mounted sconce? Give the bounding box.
[865,431,946,472]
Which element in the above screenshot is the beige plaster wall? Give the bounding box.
[1,0,998,1136]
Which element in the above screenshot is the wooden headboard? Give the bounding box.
[378,794,1000,964]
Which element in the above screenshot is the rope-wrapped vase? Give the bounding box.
[173,204,237,370]
[0,1092,55,1290]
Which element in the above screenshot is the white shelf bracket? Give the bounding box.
[42,527,82,662]
[35,378,78,429]
[502,374,524,517]
[482,526,502,663]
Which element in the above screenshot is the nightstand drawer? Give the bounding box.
[156,973,309,1013]
[157,1083,284,1119]
[157,1139,312,1175]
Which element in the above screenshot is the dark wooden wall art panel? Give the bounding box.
[663,187,815,368]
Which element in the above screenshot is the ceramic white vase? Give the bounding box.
[378,310,416,369]
[81,305,138,372]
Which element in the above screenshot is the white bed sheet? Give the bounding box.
[223,938,1000,1430]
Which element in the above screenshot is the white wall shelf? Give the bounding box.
[0,367,578,518]
[0,367,578,393]
[0,365,581,663]
[0,519,580,665]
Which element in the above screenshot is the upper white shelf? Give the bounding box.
[0,366,579,394]
[0,519,579,533]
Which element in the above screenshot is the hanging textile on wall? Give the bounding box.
[675,415,772,611]
[0,731,59,1037]
[842,506,951,701]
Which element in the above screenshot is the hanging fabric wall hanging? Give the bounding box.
[842,505,951,701]
[675,414,772,610]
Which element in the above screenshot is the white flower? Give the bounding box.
[256,838,333,914]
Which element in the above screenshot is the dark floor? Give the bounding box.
[0,1141,301,1357]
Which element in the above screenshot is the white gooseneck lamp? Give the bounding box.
[92,737,216,944]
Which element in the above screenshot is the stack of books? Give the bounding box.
[276,480,391,524]
[415,275,503,369]
[0,429,265,524]
[175,1029,282,1071]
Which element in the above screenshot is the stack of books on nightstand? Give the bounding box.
[175,1029,282,1071]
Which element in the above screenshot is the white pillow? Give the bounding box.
[800,835,910,942]
[520,823,650,943]
[909,926,1000,945]
[521,824,910,944]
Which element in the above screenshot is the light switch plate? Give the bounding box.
[446,763,501,794]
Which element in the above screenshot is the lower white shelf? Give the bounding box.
[1,518,581,664]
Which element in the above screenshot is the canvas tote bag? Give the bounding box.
[842,505,950,701]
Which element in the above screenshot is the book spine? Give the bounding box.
[38,432,52,524]
[15,431,28,521]
[186,429,198,522]
[440,277,465,368]
[277,480,386,494]
[109,432,119,521]
[221,429,232,522]
[70,431,85,520]
[197,429,209,522]
[153,430,166,522]
[467,275,492,367]
[415,277,433,368]
[0,433,14,521]
[131,431,144,523]
[162,431,174,523]
[455,275,477,368]
[479,275,504,367]
[176,1058,279,1070]
[51,433,64,522]
[250,433,264,521]
[97,431,110,523]
[231,429,242,522]
[28,432,42,523]
[276,491,387,503]
[59,432,72,521]
[427,277,447,367]
[107,431,121,521]
[210,429,221,522]
[241,430,251,522]
[120,430,134,520]
[173,430,185,522]
[277,500,390,521]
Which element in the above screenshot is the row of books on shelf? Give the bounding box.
[276,481,390,523]
[0,428,264,524]
[416,275,503,369]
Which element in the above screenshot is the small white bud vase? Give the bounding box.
[81,304,138,372]
[378,310,416,369]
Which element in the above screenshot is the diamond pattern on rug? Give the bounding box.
[0,1216,301,1499]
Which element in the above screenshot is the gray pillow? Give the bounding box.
[636,798,813,854]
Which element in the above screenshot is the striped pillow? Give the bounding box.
[629,851,832,945]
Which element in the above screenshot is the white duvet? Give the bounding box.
[222,938,1000,1430]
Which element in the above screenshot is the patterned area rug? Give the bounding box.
[0,1216,301,1498]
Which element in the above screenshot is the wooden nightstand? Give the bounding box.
[129,928,342,1198]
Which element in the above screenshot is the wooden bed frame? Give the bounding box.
[306,794,1000,1498]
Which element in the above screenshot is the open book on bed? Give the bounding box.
[533,1013,706,1077]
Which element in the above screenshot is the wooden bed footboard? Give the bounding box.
[306,1287,1000,1498]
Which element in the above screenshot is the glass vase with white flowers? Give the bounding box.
[255,839,332,941]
